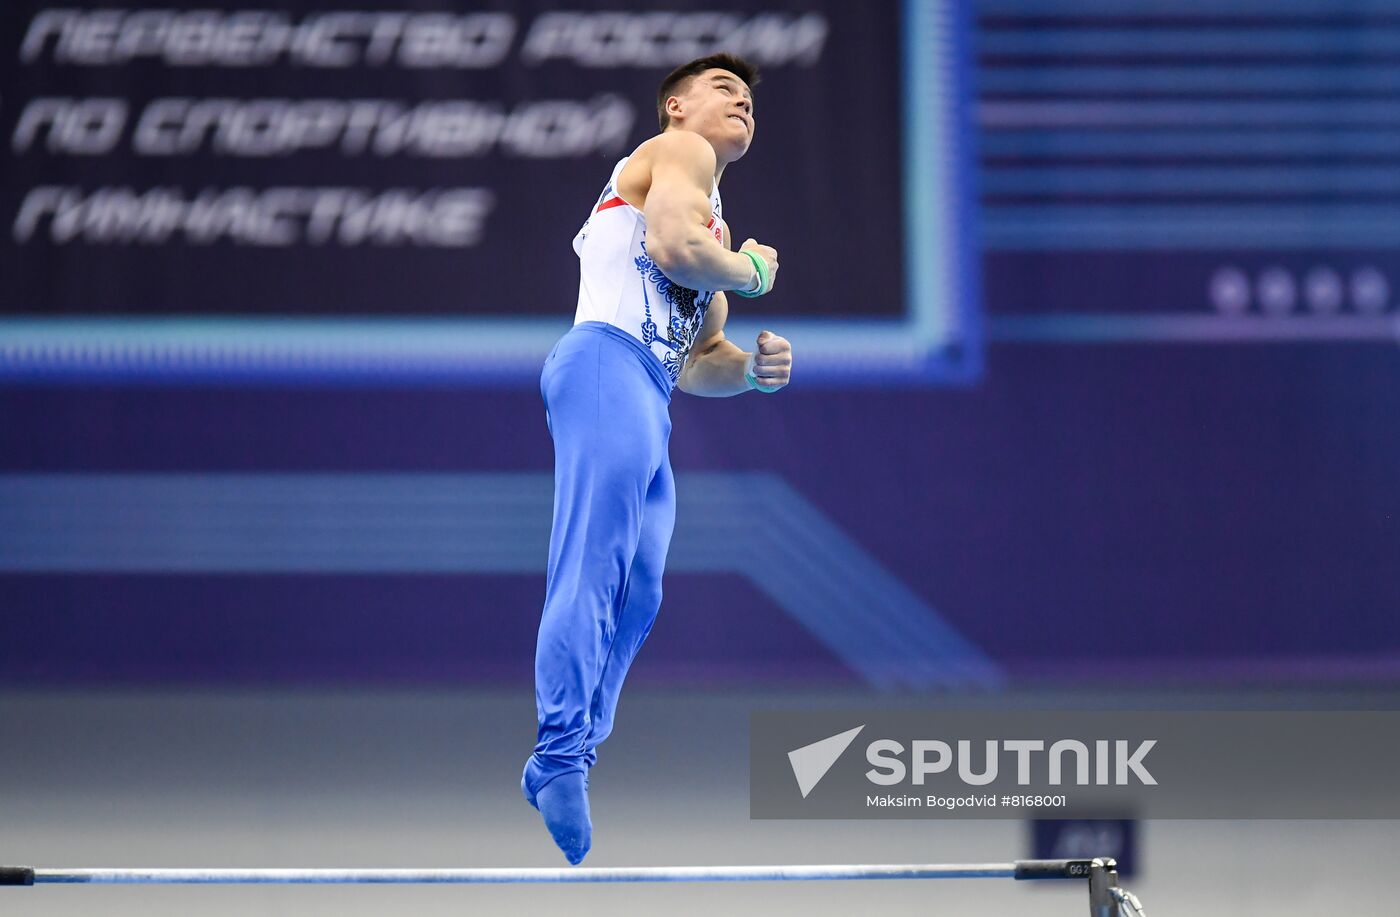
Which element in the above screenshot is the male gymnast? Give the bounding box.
[521,53,791,864]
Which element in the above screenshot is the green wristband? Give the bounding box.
[732,249,770,298]
[744,352,782,393]
[745,370,782,393]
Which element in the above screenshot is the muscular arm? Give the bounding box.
[643,132,757,293]
[676,291,753,397]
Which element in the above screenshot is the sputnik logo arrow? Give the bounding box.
[787,725,865,798]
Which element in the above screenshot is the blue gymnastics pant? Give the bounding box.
[523,321,676,804]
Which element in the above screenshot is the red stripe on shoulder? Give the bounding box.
[596,196,629,213]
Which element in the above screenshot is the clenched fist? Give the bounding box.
[746,329,792,393]
[738,238,779,295]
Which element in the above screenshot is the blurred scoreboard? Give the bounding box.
[0,1,982,385]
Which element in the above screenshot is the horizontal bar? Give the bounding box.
[1014,859,1098,880]
[0,867,33,886]
[13,862,1029,886]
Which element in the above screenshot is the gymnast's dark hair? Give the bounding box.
[656,53,760,131]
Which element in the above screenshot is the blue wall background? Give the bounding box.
[3,0,1398,689]
[5,338,1397,687]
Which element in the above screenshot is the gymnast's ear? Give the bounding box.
[664,94,686,125]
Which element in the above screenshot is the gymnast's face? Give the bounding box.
[665,68,754,162]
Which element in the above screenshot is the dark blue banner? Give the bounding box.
[1,1,903,318]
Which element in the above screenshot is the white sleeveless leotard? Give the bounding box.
[571,149,725,386]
